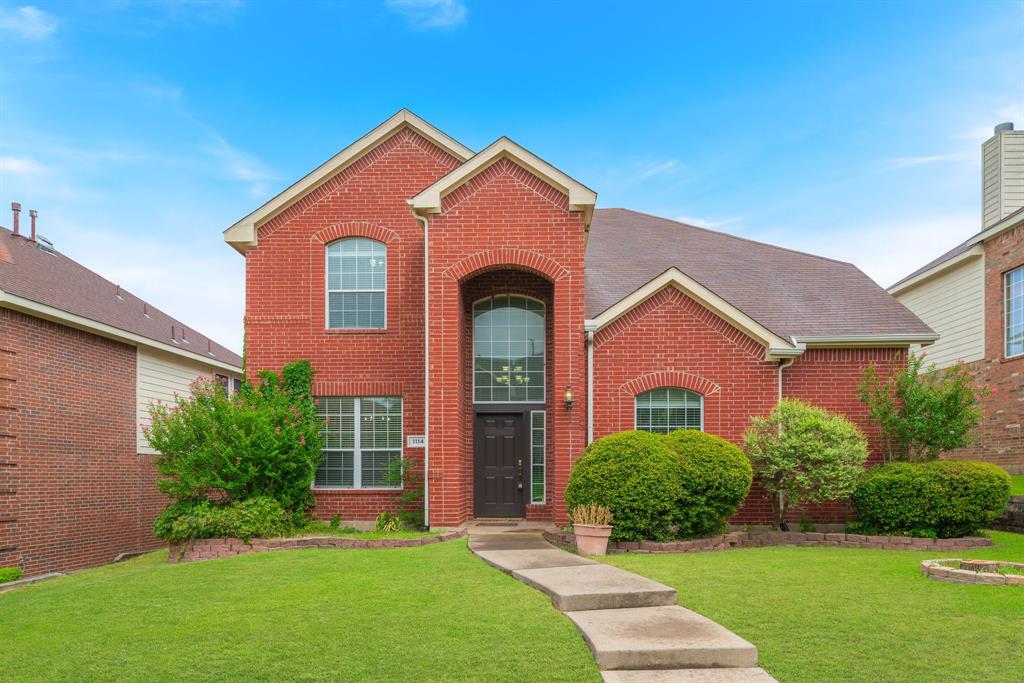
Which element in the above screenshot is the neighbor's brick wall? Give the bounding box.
[0,308,164,576]
[945,225,1023,472]
[243,128,462,520]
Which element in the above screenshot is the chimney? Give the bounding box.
[29,209,37,242]
[982,122,1024,228]
[11,203,20,236]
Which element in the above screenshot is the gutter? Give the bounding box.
[584,319,598,445]
[791,334,939,347]
[777,358,795,403]
[411,210,431,531]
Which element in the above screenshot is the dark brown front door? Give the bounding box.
[474,413,525,517]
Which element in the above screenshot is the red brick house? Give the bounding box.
[1,212,242,576]
[890,122,1024,473]
[226,110,936,528]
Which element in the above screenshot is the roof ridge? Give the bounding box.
[599,208,856,268]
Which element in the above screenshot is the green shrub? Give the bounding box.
[0,567,23,583]
[663,430,753,538]
[850,461,1010,538]
[565,431,680,541]
[145,360,323,513]
[154,496,291,543]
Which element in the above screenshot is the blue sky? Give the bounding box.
[1,0,1022,353]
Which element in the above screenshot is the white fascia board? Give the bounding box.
[223,109,474,255]
[792,333,940,348]
[887,245,985,295]
[409,137,598,226]
[0,289,242,373]
[589,267,794,359]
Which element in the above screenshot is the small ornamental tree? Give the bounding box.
[743,399,868,530]
[858,352,987,462]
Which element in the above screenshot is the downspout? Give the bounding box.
[584,320,598,445]
[412,210,431,530]
[777,358,795,403]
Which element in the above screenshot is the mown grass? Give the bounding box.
[603,530,1024,683]
[1010,475,1024,497]
[0,539,600,682]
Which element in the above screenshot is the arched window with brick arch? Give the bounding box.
[326,237,386,329]
[635,387,703,433]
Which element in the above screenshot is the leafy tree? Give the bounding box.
[743,399,868,530]
[858,352,987,462]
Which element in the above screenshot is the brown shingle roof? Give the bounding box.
[585,209,933,340]
[0,227,242,367]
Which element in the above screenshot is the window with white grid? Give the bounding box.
[326,238,386,329]
[530,410,545,504]
[315,397,402,489]
[473,295,545,403]
[1006,266,1024,358]
[635,388,703,434]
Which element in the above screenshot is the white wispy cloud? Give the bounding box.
[883,152,968,169]
[0,5,57,40]
[634,159,679,181]
[0,155,50,177]
[386,0,467,29]
[134,82,184,102]
[204,133,277,198]
[673,214,741,230]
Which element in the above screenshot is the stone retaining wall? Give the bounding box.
[921,559,1024,586]
[992,496,1024,534]
[167,529,466,564]
[543,530,992,554]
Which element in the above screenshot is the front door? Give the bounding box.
[474,413,525,517]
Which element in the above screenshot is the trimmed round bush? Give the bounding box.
[565,431,680,541]
[664,430,753,538]
[851,461,1010,538]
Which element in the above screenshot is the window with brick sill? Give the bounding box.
[635,387,703,433]
[326,238,386,330]
[315,396,402,490]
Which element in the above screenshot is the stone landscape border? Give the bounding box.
[921,559,1024,586]
[167,528,466,564]
[543,530,992,554]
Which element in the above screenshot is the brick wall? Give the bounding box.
[0,308,164,576]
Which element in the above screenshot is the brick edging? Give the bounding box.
[542,530,993,553]
[921,559,1024,586]
[167,528,467,564]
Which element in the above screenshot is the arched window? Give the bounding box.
[326,238,386,329]
[473,295,545,403]
[635,388,703,433]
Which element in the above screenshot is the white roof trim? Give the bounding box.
[0,289,242,373]
[590,267,793,358]
[409,137,597,226]
[887,244,985,295]
[792,334,939,348]
[223,109,474,254]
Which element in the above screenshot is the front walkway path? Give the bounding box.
[466,526,777,682]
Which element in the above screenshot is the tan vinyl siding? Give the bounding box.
[137,347,239,454]
[895,255,985,368]
[983,130,1024,229]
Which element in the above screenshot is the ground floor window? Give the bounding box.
[530,410,545,504]
[635,387,703,433]
[315,397,402,489]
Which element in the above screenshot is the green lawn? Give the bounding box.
[1011,475,1024,496]
[603,531,1024,683]
[0,539,600,682]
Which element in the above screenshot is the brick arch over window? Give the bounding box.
[310,221,399,247]
[605,371,722,437]
[443,248,570,283]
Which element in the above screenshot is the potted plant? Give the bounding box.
[570,503,614,556]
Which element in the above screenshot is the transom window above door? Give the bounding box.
[473,295,545,403]
[635,387,703,433]
[326,237,386,329]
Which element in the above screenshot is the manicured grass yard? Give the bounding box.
[1011,475,1024,496]
[0,539,600,682]
[603,531,1024,683]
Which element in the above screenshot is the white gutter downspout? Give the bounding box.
[412,211,431,530]
[777,358,795,403]
[584,320,598,445]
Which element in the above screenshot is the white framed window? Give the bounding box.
[530,410,545,504]
[635,388,703,433]
[473,295,545,403]
[1006,266,1024,358]
[326,238,386,329]
[315,397,402,489]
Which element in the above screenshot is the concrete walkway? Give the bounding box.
[467,527,776,683]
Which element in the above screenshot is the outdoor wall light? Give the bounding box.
[564,385,574,409]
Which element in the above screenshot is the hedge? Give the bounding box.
[664,430,753,538]
[154,496,293,543]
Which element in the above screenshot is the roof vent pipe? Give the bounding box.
[11,202,20,236]
[143,302,150,317]
[29,209,37,243]
[171,324,177,343]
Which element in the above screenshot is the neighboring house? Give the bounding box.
[226,110,936,528]
[0,211,242,577]
[889,123,1024,474]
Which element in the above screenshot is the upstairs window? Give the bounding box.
[1006,265,1024,358]
[473,295,545,403]
[635,388,703,433]
[326,238,386,329]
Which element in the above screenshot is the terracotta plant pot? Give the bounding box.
[573,524,613,556]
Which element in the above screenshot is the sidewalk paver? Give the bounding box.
[475,548,597,572]
[601,668,777,682]
[513,564,677,611]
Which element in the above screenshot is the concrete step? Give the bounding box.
[601,668,777,682]
[466,533,553,551]
[512,564,677,612]
[567,605,758,671]
[475,548,597,573]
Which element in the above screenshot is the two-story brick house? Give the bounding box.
[227,110,936,528]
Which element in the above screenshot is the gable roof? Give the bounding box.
[224,109,474,254]
[409,137,597,226]
[585,209,936,344]
[0,228,242,370]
